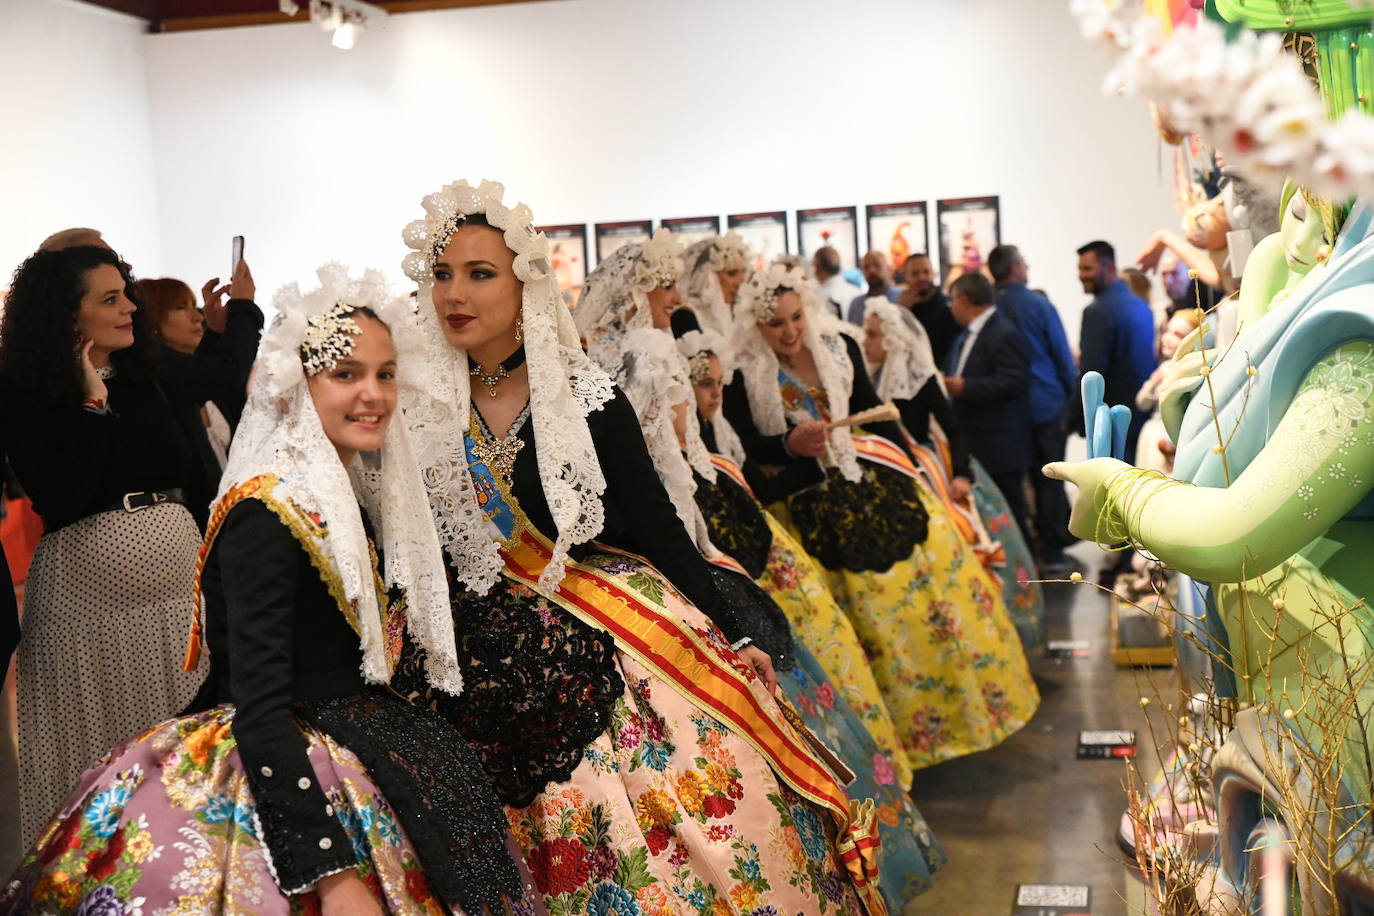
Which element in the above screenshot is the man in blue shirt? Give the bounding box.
[989,244,1077,571]
[1076,239,1156,464]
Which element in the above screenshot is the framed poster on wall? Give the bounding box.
[594,219,653,264]
[536,223,590,307]
[865,201,928,274]
[727,211,789,272]
[796,206,859,271]
[935,196,1000,290]
[659,215,721,247]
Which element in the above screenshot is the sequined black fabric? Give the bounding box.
[293,691,527,913]
[392,577,624,810]
[788,463,929,573]
[706,565,796,672]
[693,470,772,579]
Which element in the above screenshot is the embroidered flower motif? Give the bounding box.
[588,882,642,916]
[791,806,829,860]
[528,836,590,897]
[84,787,132,839]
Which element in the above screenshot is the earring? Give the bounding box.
[515,316,524,343]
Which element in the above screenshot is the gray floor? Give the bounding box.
[1,543,1167,914]
[906,543,1164,915]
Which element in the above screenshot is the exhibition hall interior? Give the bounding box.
[2,0,1369,914]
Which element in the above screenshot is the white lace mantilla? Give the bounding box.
[400,179,613,592]
[217,264,463,695]
[864,296,941,402]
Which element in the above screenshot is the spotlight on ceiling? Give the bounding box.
[279,0,387,50]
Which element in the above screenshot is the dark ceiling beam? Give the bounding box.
[73,0,553,32]
[73,0,160,19]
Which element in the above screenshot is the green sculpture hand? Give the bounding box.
[1047,342,1374,584]
[1043,457,1132,544]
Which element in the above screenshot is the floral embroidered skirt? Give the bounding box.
[969,457,1046,650]
[775,464,1041,770]
[781,644,946,909]
[1,705,536,916]
[753,514,914,790]
[401,554,870,916]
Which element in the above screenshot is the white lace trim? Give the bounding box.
[616,329,712,530]
[216,264,463,695]
[401,179,612,592]
[576,229,685,374]
[733,266,862,481]
[863,296,940,402]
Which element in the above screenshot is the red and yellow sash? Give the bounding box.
[499,525,886,914]
[851,432,920,480]
[705,552,751,578]
[708,452,754,497]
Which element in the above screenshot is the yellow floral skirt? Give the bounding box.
[774,465,1040,770]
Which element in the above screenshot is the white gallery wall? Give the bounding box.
[3,0,1181,340]
[0,0,164,283]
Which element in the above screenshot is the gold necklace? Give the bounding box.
[470,408,527,483]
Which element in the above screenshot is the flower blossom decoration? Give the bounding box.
[1070,0,1374,201]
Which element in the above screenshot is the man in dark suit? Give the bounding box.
[942,272,1033,541]
[1076,240,1156,463]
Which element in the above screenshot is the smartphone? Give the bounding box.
[231,235,245,273]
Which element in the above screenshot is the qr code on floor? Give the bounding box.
[1016,885,1090,907]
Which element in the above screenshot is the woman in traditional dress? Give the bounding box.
[679,233,749,337]
[2,265,537,915]
[0,245,238,844]
[860,296,1045,649]
[393,180,886,915]
[614,325,945,909]
[722,263,1039,770]
[677,328,914,779]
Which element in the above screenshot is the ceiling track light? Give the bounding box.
[278,0,387,50]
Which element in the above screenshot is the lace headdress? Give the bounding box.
[574,227,684,372]
[681,232,751,336]
[400,179,613,592]
[676,328,746,467]
[863,296,941,402]
[215,263,462,693]
[733,263,862,481]
[616,327,717,548]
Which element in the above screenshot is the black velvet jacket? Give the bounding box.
[194,499,359,888]
[722,334,914,494]
[194,500,526,909]
[503,386,744,643]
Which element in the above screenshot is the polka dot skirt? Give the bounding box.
[17,503,205,846]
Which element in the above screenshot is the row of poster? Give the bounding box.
[538,196,1001,304]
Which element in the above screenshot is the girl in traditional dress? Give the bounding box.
[860,296,1045,649]
[2,265,537,915]
[392,180,886,916]
[722,263,1039,770]
[615,325,945,909]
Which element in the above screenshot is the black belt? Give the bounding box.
[97,488,187,515]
